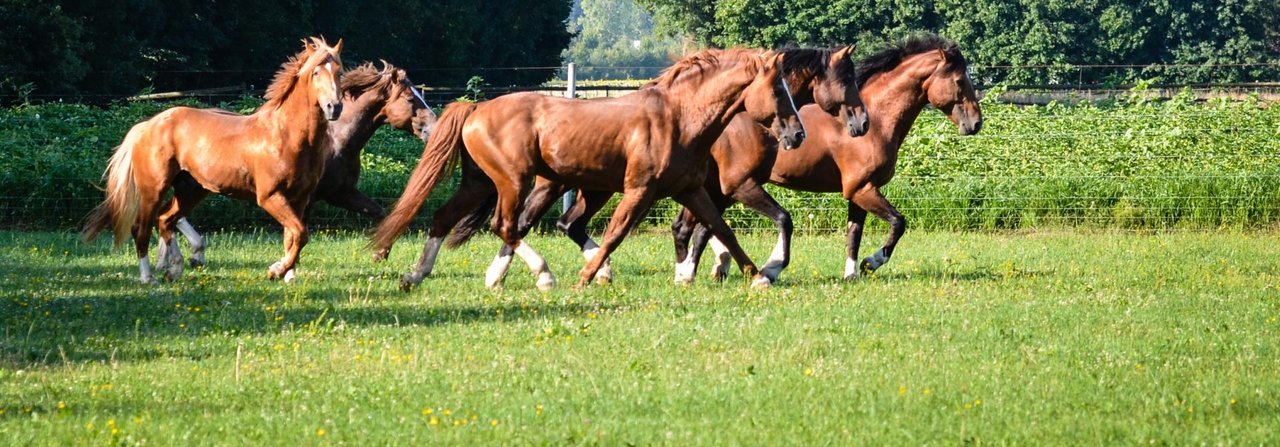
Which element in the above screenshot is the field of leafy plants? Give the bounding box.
[0,91,1276,232]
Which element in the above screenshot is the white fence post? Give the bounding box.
[562,63,577,215]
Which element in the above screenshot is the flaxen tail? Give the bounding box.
[370,102,477,255]
[81,123,146,248]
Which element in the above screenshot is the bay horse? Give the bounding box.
[673,34,983,282]
[378,45,865,289]
[82,37,345,284]
[428,47,870,288]
[370,49,807,290]
[169,60,438,267]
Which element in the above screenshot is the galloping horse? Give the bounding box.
[169,60,438,267]
[381,47,868,290]
[503,47,871,286]
[82,37,345,284]
[673,35,983,281]
[371,49,807,290]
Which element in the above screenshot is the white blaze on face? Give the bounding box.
[779,77,806,136]
[410,85,430,109]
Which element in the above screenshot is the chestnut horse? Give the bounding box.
[371,49,806,290]
[82,37,344,284]
[169,60,438,267]
[673,35,983,282]
[499,47,871,286]
[379,47,868,290]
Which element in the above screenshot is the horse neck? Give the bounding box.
[664,66,756,148]
[327,92,385,158]
[863,63,935,154]
[264,76,329,151]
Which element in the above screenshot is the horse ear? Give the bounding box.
[333,38,344,54]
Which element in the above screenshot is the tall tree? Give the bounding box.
[563,0,680,79]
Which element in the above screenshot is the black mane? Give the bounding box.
[856,34,965,87]
[778,48,856,84]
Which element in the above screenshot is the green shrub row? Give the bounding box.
[1,93,1277,232]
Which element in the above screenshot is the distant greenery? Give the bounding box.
[563,0,681,80]
[0,0,573,102]
[1,93,1277,231]
[635,0,1280,85]
[2,231,1278,444]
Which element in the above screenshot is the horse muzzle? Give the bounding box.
[846,109,870,138]
[960,116,982,136]
[324,102,343,121]
[780,129,806,151]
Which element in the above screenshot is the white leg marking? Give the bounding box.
[177,218,205,266]
[155,237,171,270]
[673,253,698,285]
[282,268,296,284]
[139,255,155,284]
[709,237,732,280]
[844,257,859,280]
[760,232,787,281]
[582,239,612,283]
[514,241,556,291]
[485,250,515,289]
[751,274,773,289]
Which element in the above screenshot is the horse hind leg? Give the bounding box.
[560,190,614,284]
[735,182,792,283]
[671,188,767,288]
[843,200,869,280]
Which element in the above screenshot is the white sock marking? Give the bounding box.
[139,255,154,284]
[674,253,698,285]
[514,241,555,290]
[760,232,787,281]
[844,257,859,280]
[485,251,514,289]
[709,237,732,279]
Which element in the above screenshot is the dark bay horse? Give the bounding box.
[378,47,868,291]
[520,47,871,286]
[170,61,438,267]
[674,35,983,282]
[82,37,345,284]
[371,49,807,290]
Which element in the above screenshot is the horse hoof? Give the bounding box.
[282,269,296,283]
[188,257,205,268]
[843,272,860,281]
[372,249,389,263]
[711,272,727,282]
[859,259,876,275]
[750,275,772,289]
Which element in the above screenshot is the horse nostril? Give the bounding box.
[796,131,806,141]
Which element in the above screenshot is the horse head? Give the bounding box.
[744,52,807,150]
[376,60,438,141]
[302,37,345,121]
[923,46,982,135]
[818,46,870,137]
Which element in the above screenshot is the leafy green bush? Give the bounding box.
[1,94,1277,232]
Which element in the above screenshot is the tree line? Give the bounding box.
[634,0,1280,85]
[0,0,573,102]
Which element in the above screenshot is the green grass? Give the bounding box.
[1,229,1278,444]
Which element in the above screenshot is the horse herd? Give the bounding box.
[81,34,983,291]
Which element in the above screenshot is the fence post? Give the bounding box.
[562,63,577,215]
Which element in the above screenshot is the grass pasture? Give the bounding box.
[1,229,1278,444]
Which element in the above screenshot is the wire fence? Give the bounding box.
[1,62,1278,235]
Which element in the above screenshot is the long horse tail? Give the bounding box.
[444,191,497,249]
[81,123,146,247]
[370,101,476,254]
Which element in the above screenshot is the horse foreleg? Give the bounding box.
[672,188,766,288]
[578,190,655,287]
[559,190,614,283]
[169,176,210,268]
[259,194,308,283]
[734,181,792,283]
[853,186,905,275]
[843,200,868,280]
[670,209,705,285]
[489,178,555,291]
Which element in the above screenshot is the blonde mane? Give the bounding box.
[262,37,340,109]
